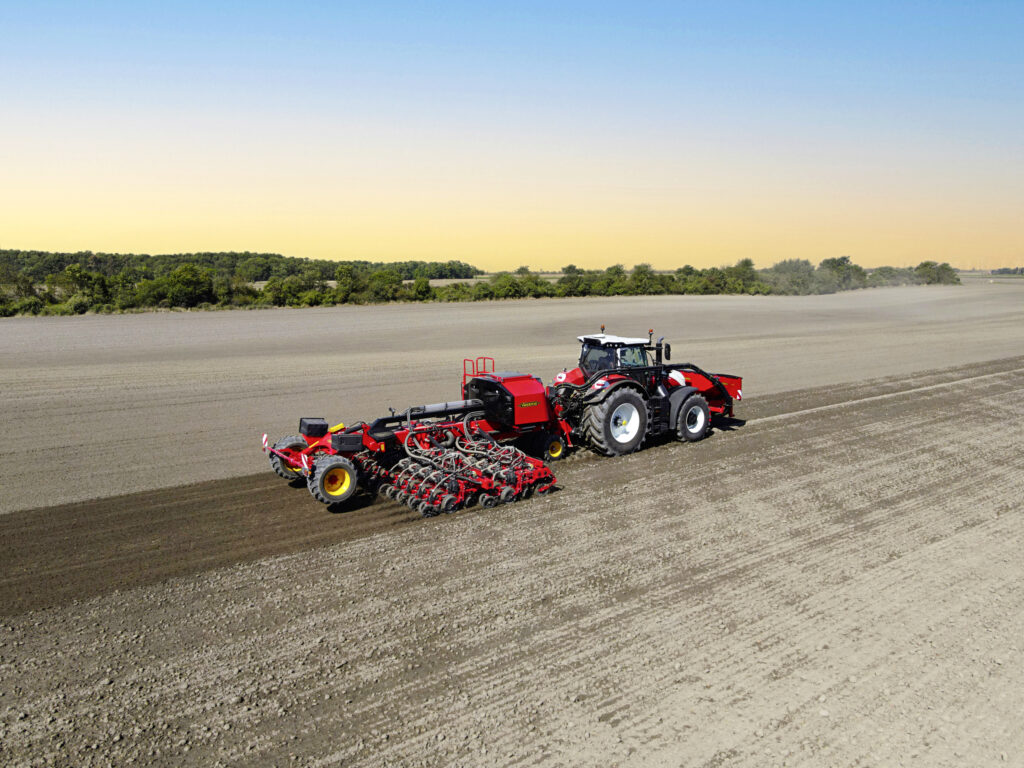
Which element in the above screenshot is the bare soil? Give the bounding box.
[1,284,1023,767]
[3,283,1024,515]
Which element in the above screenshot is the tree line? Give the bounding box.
[0,250,959,317]
[0,249,482,284]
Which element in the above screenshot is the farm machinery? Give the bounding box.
[262,328,742,515]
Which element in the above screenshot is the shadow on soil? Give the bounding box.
[714,416,747,432]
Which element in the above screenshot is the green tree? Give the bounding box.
[629,264,662,295]
[472,281,494,300]
[164,264,215,307]
[366,269,402,302]
[489,273,526,299]
[724,258,757,289]
[556,265,589,297]
[762,259,816,294]
[60,263,93,293]
[334,264,365,303]
[439,282,473,302]
[818,256,867,290]
[410,276,435,301]
[236,256,272,282]
[914,261,959,285]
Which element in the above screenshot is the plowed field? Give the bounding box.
[2,283,1023,767]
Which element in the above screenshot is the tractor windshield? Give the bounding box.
[617,346,650,367]
[580,344,617,375]
[580,344,650,375]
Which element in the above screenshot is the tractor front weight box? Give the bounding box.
[299,417,329,438]
[331,432,364,453]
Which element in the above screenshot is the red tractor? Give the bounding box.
[544,327,742,456]
[262,329,741,513]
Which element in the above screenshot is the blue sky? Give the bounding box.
[1,1,1021,268]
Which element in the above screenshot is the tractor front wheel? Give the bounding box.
[676,393,711,442]
[308,455,359,505]
[584,388,648,456]
[269,435,307,479]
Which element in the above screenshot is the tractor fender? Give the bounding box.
[667,386,700,428]
[582,378,646,406]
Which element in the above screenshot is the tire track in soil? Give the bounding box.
[1,362,1023,767]
[2,355,1022,618]
[0,477,419,617]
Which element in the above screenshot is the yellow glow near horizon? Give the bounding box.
[2,31,1022,273]
[4,150,1019,272]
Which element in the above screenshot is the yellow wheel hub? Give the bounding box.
[322,467,352,496]
[548,439,563,458]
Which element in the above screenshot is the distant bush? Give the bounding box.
[914,261,959,285]
[0,249,483,284]
[0,248,960,316]
[11,295,44,315]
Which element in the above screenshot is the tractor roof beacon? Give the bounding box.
[577,333,652,347]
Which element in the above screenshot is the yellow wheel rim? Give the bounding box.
[322,467,352,496]
[548,439,563,458]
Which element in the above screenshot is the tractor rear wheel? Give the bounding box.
[584,388,648,456]
[269,435,307,479]
[676,393,711,442]
[308,455,359,505]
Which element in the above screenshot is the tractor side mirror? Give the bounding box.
[663,343,671,361]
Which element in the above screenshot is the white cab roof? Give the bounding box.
[577,333,650,347]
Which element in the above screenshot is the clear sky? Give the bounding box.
[1,1,1021,270]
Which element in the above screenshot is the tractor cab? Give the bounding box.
[552,328,674,387]
[577,334,652,377]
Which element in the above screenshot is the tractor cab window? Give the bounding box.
[617,346,649,368]
[580,344,617,375]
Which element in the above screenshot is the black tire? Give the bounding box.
[542,434,567,462]
[307,455,359,505]
[676,393,711,442]
[584,388,648,456]
[269,435,307,479]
